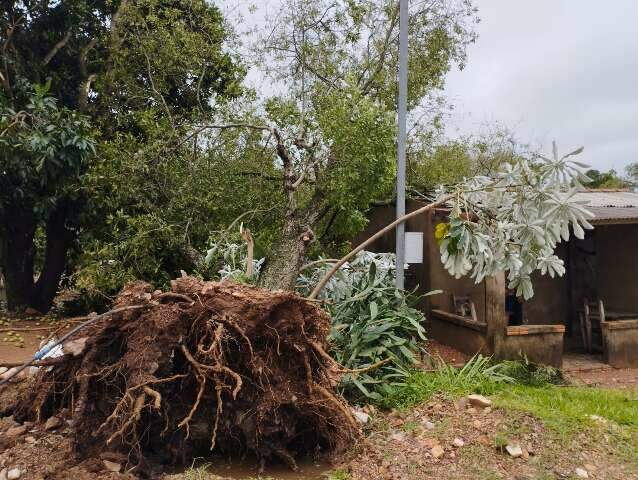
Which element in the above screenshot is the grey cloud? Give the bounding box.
[445,0,638,171]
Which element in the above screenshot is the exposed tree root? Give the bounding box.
[11,277,358,475]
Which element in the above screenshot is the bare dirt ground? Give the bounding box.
[566,368,638,390]
[340,396,637,480]
[1,308,636,480]
[3,385,636,480]
[422,339,469,367]
[0,314,72,366]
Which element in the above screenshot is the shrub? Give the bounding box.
[496,356,565,386]
[203,227,263,284]
[299,252,434,401]
[72,213,193,310]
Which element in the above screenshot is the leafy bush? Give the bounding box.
[203,227,263,284]
[299,252,433,401]
[72,213,194,310]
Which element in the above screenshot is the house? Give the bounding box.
[356,190,638,368]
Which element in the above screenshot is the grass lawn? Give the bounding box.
[496,384,638,465]
[377,360,638,474]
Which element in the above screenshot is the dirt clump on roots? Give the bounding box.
[10,277,359,476]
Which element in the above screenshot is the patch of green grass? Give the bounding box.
[496,385,638,465]
[495,385,638,434]
[325,469,352,480]
[478,471,503,480]
[400,420,420,432]
[182,464,212,480]
[381,355,513,409]
[492,432,509,450]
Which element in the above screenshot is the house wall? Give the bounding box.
[430,310,489,355]
[596,224,638,312]
[523,244,568,325]
[500,325,565,368]
[424,210,488,323]
[353,200,431,303]
[602,320,638,368]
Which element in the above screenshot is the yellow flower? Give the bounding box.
[434,222,449,245]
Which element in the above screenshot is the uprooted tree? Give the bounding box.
[13,277,359,473]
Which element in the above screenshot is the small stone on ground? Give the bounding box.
[352,410,370,424]
[467,394,492,408]
[506,444,523,458]
[6,469,21,480]
[44,416,62,431]
[4,426,27,438]
[575,467,589,478]
[431,445,445,459]
[103,460,122,473]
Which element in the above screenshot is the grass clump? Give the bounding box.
[496,385,638,464]
[381,354,514,409]
[182,464,212,480]
[326,469,352,480]
[496,356,564,386]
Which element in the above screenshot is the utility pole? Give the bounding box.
[396,0,408,290]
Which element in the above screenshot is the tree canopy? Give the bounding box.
[0,0,244,311]
[7,0,593,313]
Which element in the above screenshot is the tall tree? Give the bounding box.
[0,0,243,311]
[624,162,638,189]
[584,168,630,189]
[214,0,478,290]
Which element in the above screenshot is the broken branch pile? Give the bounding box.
[13,277,358,471]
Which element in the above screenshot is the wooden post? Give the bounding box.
[485,272,507,358]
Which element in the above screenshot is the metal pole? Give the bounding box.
[396,0,408,290]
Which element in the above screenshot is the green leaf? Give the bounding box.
[369,301,378,320]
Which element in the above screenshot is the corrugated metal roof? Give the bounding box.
[573,190,638,223]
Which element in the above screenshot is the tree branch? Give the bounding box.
[1,15,24,96]
[110,0,130,46]
[308,194,454,299]
[78,74,96,112]
[359,3,400,95]
[79,38,97,78]
[43,29,72,66]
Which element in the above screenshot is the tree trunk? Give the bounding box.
[0,199,76,313]
[32,200,76,312]
[0,201,37,310]
[258,213,317,291]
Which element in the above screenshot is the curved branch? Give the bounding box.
[308,195,453,299]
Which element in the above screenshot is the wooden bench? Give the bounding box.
[452,295,478,323]
[579,299,638,353]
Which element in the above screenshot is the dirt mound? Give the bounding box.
[10,277,358,475]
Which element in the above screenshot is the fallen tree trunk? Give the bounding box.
[11,277,358,473]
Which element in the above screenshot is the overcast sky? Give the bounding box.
[444,0,638,172]
[237,0,638,172]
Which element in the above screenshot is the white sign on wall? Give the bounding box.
[405,232,423,264]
